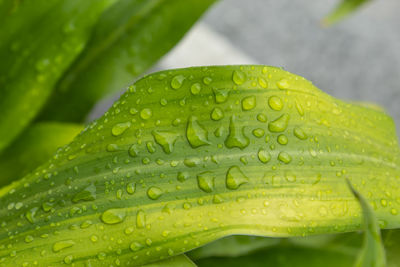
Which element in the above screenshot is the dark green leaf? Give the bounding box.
[188,236,280,260]
[0,122,82,187]
[195,245,355,267]
[0,0,116,152]
[39,0,217,122]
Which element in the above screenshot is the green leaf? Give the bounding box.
[347,180,386,267]
[143,254,196,267]
[194,245,356,267]
[0,0,117,152]
[323,0,371,26]
[194,230,397,267]
[188,235,280,260]
[383,230,400,267]
[0,122,82,188]
[38,0,217,123]
[1,65,400,266]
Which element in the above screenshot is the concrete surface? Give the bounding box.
[202,0,400,135]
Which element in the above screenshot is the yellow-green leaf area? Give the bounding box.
[0,65,399,266]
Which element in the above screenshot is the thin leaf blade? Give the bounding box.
[347,180,386,267]
[39,0,217,122]
[323,0,371,26]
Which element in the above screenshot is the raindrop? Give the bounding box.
[232,70,246,85]
[136,210,146,228]
[213,88,230,103]
[25,207,38,224]
[101,209,126,224]
[268,114,290,132]
[111,122,131,136]
[197,172,215,193]
[171,75,185,89]
[277,134,288,145]
[147,187,163,200]
[126,183,136,194]
[211,107,224,121]
[252,128,265,138]
[72,184,96,203]
[186,116,210,148]
[268,96,283,111]
[53,240,75,252]
[257,113,267,122]
[177,172,189,182]
[225,116,249,149]
[226,166,249,190]
[25,235,34,243]
[241,96,256,111]
[152,130,179,154]
[258,148,271,163]
[203,76,212,85]
[293,127,307,140]
[258,77,268,88]
[64,255,73,264]
[277,79,290,89]
[140,108,152,120]
[278,152,292,164]
[190,83,202,95]
[129,144,139,157]
[130,242,144,252]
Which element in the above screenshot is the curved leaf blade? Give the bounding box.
[0,122,82,187]
[347,180,386,267]
[0,65,399,266]
[39,0,217,122]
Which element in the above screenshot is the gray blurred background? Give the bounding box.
[93,0,400,135]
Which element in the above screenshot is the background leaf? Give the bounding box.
[194,244,355,267]
[0,0,116,152]
[347,180,386,267]
[323,0,371,26]
[0,122,82,188]
[383,230,400,267]
[188,235,280,260]
[1,65,399,266]
[38,0,217,123]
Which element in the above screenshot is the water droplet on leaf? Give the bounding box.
[225,116,249,149]
[171,75,185,89]
[232,70,246,85]
[152,131,179,154]
[53,240,75,252]
[226,166,249,189]
[101,209,126,224]
[242,96,256,111]
[268,114,290,132]
[147,187,163,200]
[111,122,131,136]
[197,172,215,193]
[186,116,210,148]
